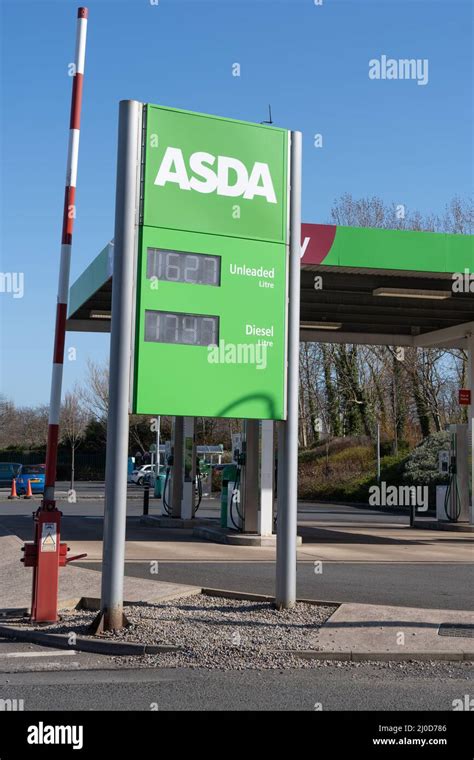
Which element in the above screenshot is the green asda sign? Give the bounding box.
[142,106,288,243]
[131,105,290,420]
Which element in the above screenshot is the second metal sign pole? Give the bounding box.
[275,131,302,609]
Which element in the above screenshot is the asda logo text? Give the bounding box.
[154,148,277,203]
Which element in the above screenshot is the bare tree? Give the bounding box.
[78,359,109,422]
[0,395,18,449]
[61,390,89,490]
[441,196,473,234]
[15,406,49,450]
[330,193,473,234]
[321,193,471,443]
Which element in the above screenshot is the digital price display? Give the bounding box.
[146,248,221,287]
[145,309,219,347]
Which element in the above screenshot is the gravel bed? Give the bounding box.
[18,595,338,670]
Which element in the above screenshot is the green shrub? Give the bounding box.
[403,431,450,486]
[298,436,371,463]
[298,442,408,502]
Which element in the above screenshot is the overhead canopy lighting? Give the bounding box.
[90,310,111,319]
[301,322,342,330]
[372,287,451,300]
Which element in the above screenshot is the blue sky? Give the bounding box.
[0,0,472,406]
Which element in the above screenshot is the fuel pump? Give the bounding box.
[194,456,203,512]
[438,425,470,522]
[162,440,173,516]
[228,433,244,531]
[161,426,203,519]
[181,417,196,519]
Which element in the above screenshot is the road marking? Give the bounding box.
[0,650,77,659]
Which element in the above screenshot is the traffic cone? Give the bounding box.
[8,479,19,499]
[24,479,33,499]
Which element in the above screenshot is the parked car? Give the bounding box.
[143,465,166,488]
[0,462,22,488]
[131,464,156,486]
[143,470,155,488]
[15,464,46,495]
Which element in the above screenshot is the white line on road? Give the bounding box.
[0,650,78,659]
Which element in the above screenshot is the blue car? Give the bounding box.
[0,462,22,488]
[15,464,45,495]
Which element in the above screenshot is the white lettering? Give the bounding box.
[154,148,277,204]
[154,147,190,190]
[188,151,217,194]
[243,162,277,203]
[217,156,248,197]
[27,722,83,750]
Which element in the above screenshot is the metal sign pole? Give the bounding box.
[99,100,142,631]
[275,131,302,609]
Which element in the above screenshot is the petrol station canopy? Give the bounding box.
[68,223,474,349]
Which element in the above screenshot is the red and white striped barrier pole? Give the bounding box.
[43,7,88,507]
[27,8,88,623]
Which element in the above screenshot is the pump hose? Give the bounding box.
[193,470,203,515]
[162,462,203,517]
[162,466,172,515]
[230,466,244,531]
[444,467,462,522]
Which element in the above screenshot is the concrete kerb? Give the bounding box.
[413,519,474,533]
[1,590,472,663]
[140,518,303,546]
[292,651,472,662]
[200,586,342,607]
[0,623,179,657]
[0,608,29,618]
[140,515,211,529]
[194,525,302,546]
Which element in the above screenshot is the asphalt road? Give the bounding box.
[0,661,471,711]
[76,559,473,610]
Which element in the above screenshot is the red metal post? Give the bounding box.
[30,8,89,623]
[30,511,62,623]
